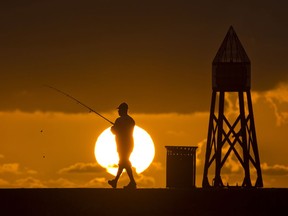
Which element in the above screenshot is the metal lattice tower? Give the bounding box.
[202,26,263,188]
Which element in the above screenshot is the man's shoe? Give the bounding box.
[108,179,117,189]
[123,181,137,190]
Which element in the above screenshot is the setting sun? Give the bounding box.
[95,126,155,176]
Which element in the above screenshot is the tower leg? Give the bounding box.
[213,91,224,187]
[247,91,263,187]
[202,91,216,188]
[239,91,252,187]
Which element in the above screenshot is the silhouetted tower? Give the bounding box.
[202,26,263,188]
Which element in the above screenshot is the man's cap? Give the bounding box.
[117,102,128,110]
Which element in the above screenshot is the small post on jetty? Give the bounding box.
[165,146,198,188]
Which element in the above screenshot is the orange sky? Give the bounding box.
[1,1,288,188]
[1,88,288,188]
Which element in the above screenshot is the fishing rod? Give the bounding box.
[45,85,114,125]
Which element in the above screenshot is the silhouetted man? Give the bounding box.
[108,102,137,189]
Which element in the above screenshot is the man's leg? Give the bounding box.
[115,166,124,182]
[108,164,124,188]
[126,166,136,184]
[124,160,137,189]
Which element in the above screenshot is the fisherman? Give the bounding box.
[108,102,137,189]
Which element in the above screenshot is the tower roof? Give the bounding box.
[213,26,250,64]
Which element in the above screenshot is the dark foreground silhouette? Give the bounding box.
[0,188,287,216]
[108,102,137,189]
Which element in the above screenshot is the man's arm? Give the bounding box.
[111,118,119,135]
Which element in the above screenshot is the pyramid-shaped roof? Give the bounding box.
[213,26,250,64]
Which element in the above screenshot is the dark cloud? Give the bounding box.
[1,0,288,113]
[15,176,46,188]
[262,163,288,176]
[58,162,105,174]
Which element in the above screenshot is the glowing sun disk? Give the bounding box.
[95,126,155,176]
